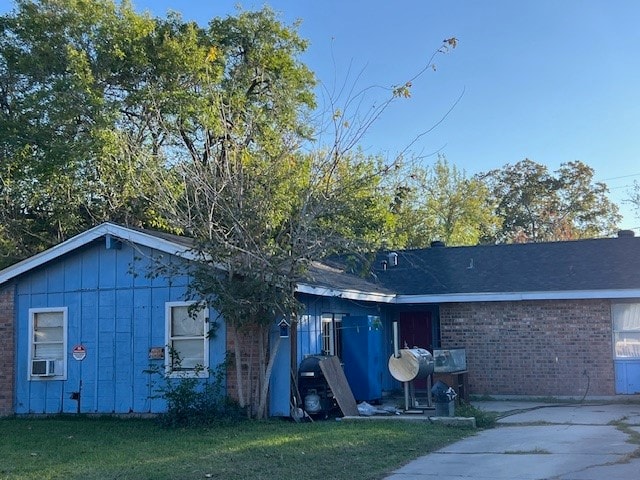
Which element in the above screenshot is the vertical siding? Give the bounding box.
[14,239,225,414]
[97,286,116,412]
[296,295,382,361]
[615,360,640,394]
[269,324,292,416]
[132,287,153,412]
[79,290,98,413]
[293,294,397,391]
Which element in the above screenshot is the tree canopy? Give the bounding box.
[478,159,621,243]
[389,156,500,247]
[0,0,170,266]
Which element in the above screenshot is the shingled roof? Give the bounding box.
[369,231,640,298]
[2,224,639,303]
[0,223,394,303]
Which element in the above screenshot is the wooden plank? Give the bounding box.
[319,356,359,417]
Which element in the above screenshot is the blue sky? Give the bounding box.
[2,0,639,231]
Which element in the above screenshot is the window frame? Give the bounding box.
[612,302,640,359]
[321,313,346,358]
[165,301,210,378]
[28,307,68,381]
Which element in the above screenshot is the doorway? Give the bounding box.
[397,311,434,390]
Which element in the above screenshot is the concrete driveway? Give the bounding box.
[385,401,640,480]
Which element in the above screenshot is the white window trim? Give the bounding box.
[165,301,210,378]
[321,313,345,357]
[28,307,68,381]
[612,302,640,359]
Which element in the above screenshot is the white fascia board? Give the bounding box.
[295,284,640,305]
[395,289,640,304]
[101,225,227,270]
[0,223,198,285]
[100,223,196,259]
[295,283,396,303]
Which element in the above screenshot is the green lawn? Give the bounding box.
[0,416,473,480]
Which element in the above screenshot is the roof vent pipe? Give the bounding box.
[388,252,398,266]
[618,229,635,238]
[382,260,388,271]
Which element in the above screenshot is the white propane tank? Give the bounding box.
[304,392,322,413]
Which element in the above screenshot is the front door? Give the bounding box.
[398,311,433,390]
[398,311,433,350]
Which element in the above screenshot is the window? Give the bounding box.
[166,302,209,377]
[613,303,640,358]
[321,313,345,358]
[29,308,67,380]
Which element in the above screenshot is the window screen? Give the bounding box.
[29,308,66,379]
[613,303,640,358]
[166,302,208,376]
[321,313,345,358]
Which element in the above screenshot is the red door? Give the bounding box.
[398,311,433,350]
[398,311,433,389]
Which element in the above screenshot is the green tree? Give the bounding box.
[389,156,500,247]
[0,0,170,267]
[152,21,455,416]
[144,8,317,418]
[479,159,621,242]
[154,8,417,415]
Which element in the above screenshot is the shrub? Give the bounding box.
[454,402,498,429]
[146,353,244,427]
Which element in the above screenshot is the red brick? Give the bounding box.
[439,299,614,397]
[225,325,266,409]
[0,285,14,415]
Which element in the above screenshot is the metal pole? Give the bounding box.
[393,322,400,358]
[404,381,410,411]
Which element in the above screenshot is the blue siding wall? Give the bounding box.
[296,294,384,363]
[268,324,291,416]
[615,360,640,394]
[294,295,399,393]
[14,239,226,414]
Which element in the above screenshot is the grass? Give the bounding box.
[0,416,473,480]
[614,421,640,460]
[504,448,551,455]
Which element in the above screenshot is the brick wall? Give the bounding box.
[0,285,15,415]
[439,299,614,397]
[225,325,265,409]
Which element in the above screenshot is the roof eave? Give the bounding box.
[0,223,197,285]
[395,289,640,304]
[295,283,396,303]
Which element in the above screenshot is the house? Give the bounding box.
[366,233,640,399]
[0,224,227,415]
[1,223,639,416]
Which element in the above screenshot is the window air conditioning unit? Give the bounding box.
[31,359,56,377]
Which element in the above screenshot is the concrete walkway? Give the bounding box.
[385,401,640,480]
